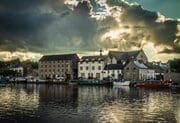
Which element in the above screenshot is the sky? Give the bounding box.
[0,0,179,62]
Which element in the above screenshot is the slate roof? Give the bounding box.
[104,64,124,70]
[108,50,141,61]
[147,63,168,73]
[39,54,79,61]
[80,55,107,62]
[133,61,148,69]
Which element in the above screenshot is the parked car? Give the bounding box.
[56,77,65,82]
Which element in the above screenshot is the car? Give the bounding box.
[56,77,65,82]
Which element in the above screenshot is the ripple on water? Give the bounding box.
[0,84,179,123]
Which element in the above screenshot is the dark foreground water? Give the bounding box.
[0,84,179,123]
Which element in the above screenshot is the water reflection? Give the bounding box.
[0,84,179,123]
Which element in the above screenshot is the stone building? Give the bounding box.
[108,50,148,65]
[39,54,79,80]
[123,60,155,81]
[108,50,154,81]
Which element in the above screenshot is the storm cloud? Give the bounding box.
[0,0,179,58]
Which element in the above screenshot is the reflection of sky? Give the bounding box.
[77,87,179,122]
[0,85,39,118]
[0,85,179,122]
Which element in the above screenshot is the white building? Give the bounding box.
[10,66,24,76]
[78,55,107,80]
[103,64,123,81]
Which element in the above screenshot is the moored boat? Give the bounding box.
[0,76,9,86]
[113,81,130,86]
[135,80,171,88]
[171,81,180,91]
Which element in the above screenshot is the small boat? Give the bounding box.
[113,81,130,86]
[0,76,9,86]
[171,82,180,90]
[135,80,171,88]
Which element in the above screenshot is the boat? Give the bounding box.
[74,78,112,85]
[0,76,9,86]
[135,80,171,88]
[113,81,130,86]
[171,82,180,90]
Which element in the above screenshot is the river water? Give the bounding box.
[0,84,179,123]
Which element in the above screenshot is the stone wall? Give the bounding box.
[164,73,180,82]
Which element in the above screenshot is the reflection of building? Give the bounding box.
[78,55,107,80]
[39,54,79,80]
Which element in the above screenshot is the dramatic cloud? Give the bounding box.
[0,0,179,61]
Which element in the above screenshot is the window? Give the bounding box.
[92,66,95,70]
[41,65,43,68]
[126,67,129,70]
[49,65,51,67]
[49,69,51,72]
[62,69,64,72]
[53,65,56,67]
[133,67,136,70]
[45,69,47,72]
[80,66,83,70]
[98,66,101,70]
[66,64,69,67]
[81,73,85,77]
[86,66,89,70]
[45,65,47,68]
[62,64,64,67]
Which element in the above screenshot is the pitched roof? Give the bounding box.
[109,50,141,61]
[133,61,148,69]
[147,63,168,73]
[104,64,123,70]
[81,55,107,61]
[39,54,79,61]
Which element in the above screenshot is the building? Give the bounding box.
[147,62,169,80]
[39,54,79,80]
[10,66,24,77]
[108,49,148,65]
[103,64,123,81]
[123,60,155,81]
[78,55,107,80]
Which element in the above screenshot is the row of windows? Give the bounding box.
[126,67,136,70]
[41,64,69,68]
[80,66,101,71]
[80,73,101,79]
[80,61,102,64]
[41,60,69,64]
[40,69,69,72]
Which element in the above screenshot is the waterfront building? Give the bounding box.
[78,55,108,80]
[103,64,123,81]
[39,54,79,80]
[10,66,24,77]
[108,49,148,65]
[123,60,155,81]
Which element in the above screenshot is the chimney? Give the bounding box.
[100,49,102,56]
